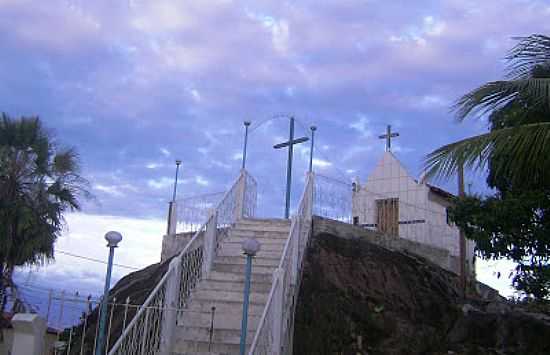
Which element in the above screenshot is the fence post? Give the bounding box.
[202,211,218,278]
[159,258,182,355]
[271,269,284,355]
[290,218,300,286]
[307,172,314,219]
[10,313,47,355]
[166,201,177,235]
[234,170,246,221]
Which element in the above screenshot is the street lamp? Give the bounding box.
[172,160,182,202]
[309,125,317,173]
[95,231,122,355]
[239,238,261,355]
[242,121,251,170]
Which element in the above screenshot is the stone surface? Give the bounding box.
[293,222,550,355]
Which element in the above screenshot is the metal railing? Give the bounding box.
[314,174,352,223]
[108,169,257,355]
[248,172,314,355]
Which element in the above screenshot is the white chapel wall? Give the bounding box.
[353,152,462,257]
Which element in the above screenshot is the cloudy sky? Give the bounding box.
[3,0,549,319]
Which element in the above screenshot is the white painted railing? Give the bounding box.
[248,172,314,355]
[108,169,257,355]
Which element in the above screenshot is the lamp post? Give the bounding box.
[309,125,317,173]
[172,160,182,202]
[242,121,251,170]
[95,231,123,355]
[239,238,261,355]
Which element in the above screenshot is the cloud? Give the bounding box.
[312,158,332,168]
[160,148,171,157]
[349,115,373,138]
[3,0,549,298]
[147,177,174,189]
[94,184,125,197]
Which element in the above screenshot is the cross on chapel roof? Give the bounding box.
[378,124,399,152]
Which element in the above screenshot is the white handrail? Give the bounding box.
[108,169,257,355]
[248,172,314,354]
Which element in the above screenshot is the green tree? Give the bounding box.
[0,114,89,310]
[425,34,550,187]
[425,34,550,299]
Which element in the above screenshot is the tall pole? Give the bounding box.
[309,126,316,173]
[95,232,122,355]
[172,160,182,202]
[242,121,251,170]
[284,117,295,219]
[458,163,466,297]
[239,239,260,355]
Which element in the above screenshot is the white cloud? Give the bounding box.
[195,175,209,186]
[349,115,373,138]
[232,152,243,161]
[312,158,332,168]
[160,147,171,157]
[146,162,163,169]
[147,177,173,189]
[94,184,124,197]
[15,212,164,297]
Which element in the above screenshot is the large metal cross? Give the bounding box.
[274,117,309,218]
[378,124,399,152]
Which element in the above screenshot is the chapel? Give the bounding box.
[351,128,475,277]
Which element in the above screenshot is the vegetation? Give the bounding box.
[425,34,550,299]
[0,114,89,310]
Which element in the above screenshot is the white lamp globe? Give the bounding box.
[105,231,123,248]
[242,238,261,256]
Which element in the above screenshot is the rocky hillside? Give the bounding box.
[293,218,550,355]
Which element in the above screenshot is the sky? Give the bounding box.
[2,0,549,322]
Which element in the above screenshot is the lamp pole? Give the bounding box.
[172,160,182,202]
[95,231,123,355]
[242,121,251,170]
[309,125,317,173]
[239,238,261,355]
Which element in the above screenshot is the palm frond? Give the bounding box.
[506,34,550,79]
[454,78,550,120]
[424,122,550,184]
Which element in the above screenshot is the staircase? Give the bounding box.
[172,218,291,354]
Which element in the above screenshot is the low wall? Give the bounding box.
[161,232,196,262]
[313,216,458,274]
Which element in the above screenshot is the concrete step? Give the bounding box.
[230,229,289,239]
[220,241,284,252]
[179,308,262,330]
[231,224,290,233]
[191,289,269,305]
[207,271,273,284]
[217,248,282,259]
[237,218,290,226]
[176,326,255,346]
[172,339,242,354]
[212,262,276,274]
[185,297,266,316]
[215,256,280,267]
[199,279,272,293]
[227,234,288,244]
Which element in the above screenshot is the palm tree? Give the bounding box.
[424,34,550,187]
[0,114,90,311]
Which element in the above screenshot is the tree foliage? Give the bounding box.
[424,34,550,188]
[450,191,550,299]
[426,34,550,299]
[0,114,89,309]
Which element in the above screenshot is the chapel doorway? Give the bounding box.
[376,198,399,236]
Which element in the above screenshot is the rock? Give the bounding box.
[293,218,550,355]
